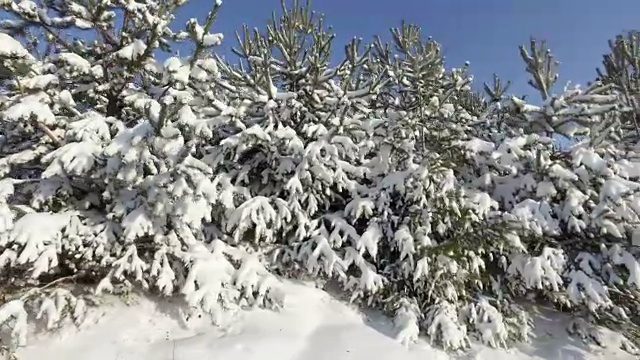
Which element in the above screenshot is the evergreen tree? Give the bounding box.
[1,0,640,356]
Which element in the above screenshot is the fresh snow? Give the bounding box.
[116,39,148,60]
[202,33,224,47]
[55,53,92,73]
[16,280,634,360]
[0,33,34,60]
[3,1,640,358]
[3,96,56,126]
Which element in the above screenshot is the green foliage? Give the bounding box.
[1,0,640,356]
[598,30,640,139]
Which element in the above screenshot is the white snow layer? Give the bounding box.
[17,281,633,360]
[0,33,34,60]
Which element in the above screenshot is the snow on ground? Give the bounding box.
[16,280,635,360]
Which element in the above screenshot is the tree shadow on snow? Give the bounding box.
[302,280,622,360]
[313,278,401,340]
[509,306,608,360]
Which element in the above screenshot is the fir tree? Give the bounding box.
[1,0,640,356]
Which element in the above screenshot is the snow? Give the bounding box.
[3,95,56,125]
[164,57,191,84]
[0,212,70,272]
[41,141,103,177]
[116,39,148,60]
[187,18,224,46]
[2,1,640,358]
[16,280,634,360]
[55,52,92,73]
[23,74,59,89]
[0,300,28,346]
[202,32,224,46]
[0,32,34,60]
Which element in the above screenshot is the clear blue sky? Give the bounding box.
[175,0,640,100]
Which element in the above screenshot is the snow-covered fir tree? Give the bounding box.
[1,0,640,355]
[0,0,283,351]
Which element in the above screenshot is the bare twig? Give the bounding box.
[19,274,79,301]
[36,122,63,146]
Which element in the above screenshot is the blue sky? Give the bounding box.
[175,0,640,100]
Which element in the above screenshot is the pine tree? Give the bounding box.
[2,0,640,355]
[597,30,640,141]
[457,38,640,351]
[0,0,282,351]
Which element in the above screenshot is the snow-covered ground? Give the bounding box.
[15,280,634,360]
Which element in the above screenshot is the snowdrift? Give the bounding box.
[16,280,633,360]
